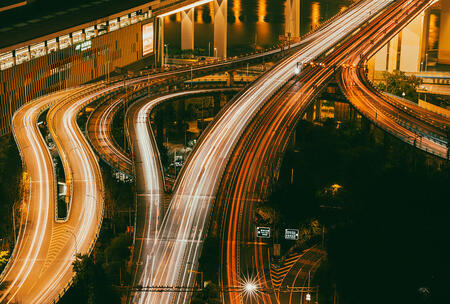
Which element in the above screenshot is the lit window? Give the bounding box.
[30,42,46,59]
[15,47,30,64]
[59,35,72,49]
[109,18,119,31]
[120,15,130,28]
[85,26,96,40]
[47,38,58,53]
[0,52,14,70]
[72,30,84,44]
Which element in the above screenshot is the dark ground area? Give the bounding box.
[0,135,22,273]
[60,165,134,304]
[271,118,450,304]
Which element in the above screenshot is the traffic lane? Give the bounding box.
[0,90,78,303]
[146,1,395,303]
[219,0,411,298]
[128,89,239,304]
[221,0,428,302]
[32,85,105,303]
[340,67,448,158]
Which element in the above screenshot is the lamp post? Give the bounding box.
[187,270,203,289]
[190,65,193,88]
[66,230,78,257]
[214,47,217,58]
[164,44,169,67]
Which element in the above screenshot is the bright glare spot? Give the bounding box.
[245,282,257,293]
[240,274,262,301]
[294,67,300,75]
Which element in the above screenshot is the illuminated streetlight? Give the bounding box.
[245,282,257,293]
[240,275,261,301]
[306,293,311,301]
[66,230,77,257]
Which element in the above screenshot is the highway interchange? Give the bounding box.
[1,0,449,303]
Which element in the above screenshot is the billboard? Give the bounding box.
[142,22,154,56]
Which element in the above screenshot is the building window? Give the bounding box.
[30,42,46,59]
[59,34,72,49]
[15,47,30,65]
[0,52,14,70]
[109,18,119,31]
[47,38,58,53]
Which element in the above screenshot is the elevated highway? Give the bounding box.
[216,1,444,304]
[126,87,239,304]
[0,87,91,303]
[338,2,449,159]
[139,1,398,303]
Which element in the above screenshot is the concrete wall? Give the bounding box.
[399,12,426,72]
[438,0,450,64]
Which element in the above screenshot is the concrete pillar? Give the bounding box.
[157,17,165,67]
[314,100,322,120]
[399,12,426,72]
[284,0,300,37]
[374,34,399,73]
[438,0,450,64]
[226,71,235,87]
[214,0,227,58]
[374,44,389,72]
[181,8,194,51]
[213,94,222,114]
[387,34,399,72]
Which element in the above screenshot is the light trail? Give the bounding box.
[142,1,396,303]
[217,1,442,304]
[127,88,240,304]
[0,89,81,303]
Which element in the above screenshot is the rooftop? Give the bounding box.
[0,0,155,51]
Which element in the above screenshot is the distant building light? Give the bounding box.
[75,40,92,51]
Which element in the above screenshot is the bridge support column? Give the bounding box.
[157,17,165,67]
[399,12,427,72]
[214,0,227,58]
[181,8,194,51]
[373,34,399,75]
[226,71,235,87]
[387,35,399,72]
[438,0,450,64]
[374,44,389,74]
[284,0,300,38]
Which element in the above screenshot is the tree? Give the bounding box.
[105,233,132,263]
[61,254,119,304]
[376,70,422,102]
[0,250,9,273]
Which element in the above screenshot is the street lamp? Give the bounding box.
[164,44,169,66]
[187,270,203,289]
[214,47,217,58]
[240,275,260,301]
[402,92,406,98]
[306,293,311,301]
[66,230,78,257]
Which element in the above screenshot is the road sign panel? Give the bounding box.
[285,229,299,240]
[256,227,270,238]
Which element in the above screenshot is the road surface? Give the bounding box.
[142,1,395,303]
